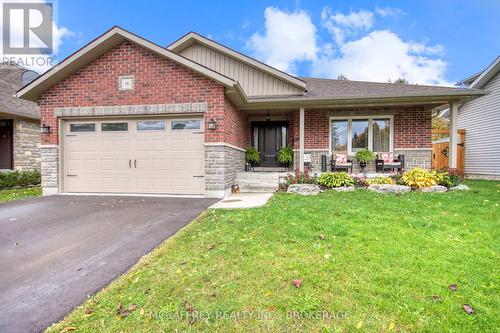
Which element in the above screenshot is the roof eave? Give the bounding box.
[468,56,500,89]
[238,90,488,110]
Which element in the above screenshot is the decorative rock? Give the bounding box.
[421,185,448,193]
[449,184,470,191]
[367,184,411,194]
[332,186,355,192]
[287,184,321,196]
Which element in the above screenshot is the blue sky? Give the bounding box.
[54,0,500,85]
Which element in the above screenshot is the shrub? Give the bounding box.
[283,168,316,186]
[366,177,395,185]
[401,168,446,189]
[0,170,41,190]
[354,149,376,163]
[277,146,294,165]
[245,147,260,164]
[352,174,368,187]
[389,171,405,185]
[318,172,354,188]
[433,167,464,187]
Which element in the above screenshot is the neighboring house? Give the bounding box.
[455,56,500,179]
[0,64,40,171]
[17,27,484,197]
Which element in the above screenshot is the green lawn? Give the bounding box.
[0,186,41,203]
[47,180,499,332]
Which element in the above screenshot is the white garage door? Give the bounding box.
[63,117,205,195]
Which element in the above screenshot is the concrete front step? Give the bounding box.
[234,172,280,193]
[238,185,278,193]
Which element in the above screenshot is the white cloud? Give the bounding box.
[375,6,406,18]
[322,7,374,30]
[0,0,74,73]
[247,6,451,85]
[312,30,450,85]
[246,7,318,73]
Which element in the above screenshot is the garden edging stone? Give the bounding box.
[367,184,411,194]
[287,184,321,196]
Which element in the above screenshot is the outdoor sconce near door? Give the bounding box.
[40,123,51,134]
[207,118,217,130]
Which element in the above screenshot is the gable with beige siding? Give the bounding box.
[457,70,500,178]
[179,42,305,97]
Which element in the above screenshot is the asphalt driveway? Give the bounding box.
[0,195,217,333]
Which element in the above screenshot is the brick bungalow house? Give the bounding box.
[1,64,40,171]
[17,27,484,197]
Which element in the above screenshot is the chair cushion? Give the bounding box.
[380,152,394,163]
[335,153,347,163]
[384,162,402,167]
[335,163,351,167]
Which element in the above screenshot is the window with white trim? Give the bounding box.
[330,116,393,154]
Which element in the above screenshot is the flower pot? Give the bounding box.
[245,162,252,172]
[359,161,367,174]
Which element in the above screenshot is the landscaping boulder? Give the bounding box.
[422,185,448,193]
[332,186,355,192]
[367,184,411,194]
[449,184,470,191]
[287,184,321,196]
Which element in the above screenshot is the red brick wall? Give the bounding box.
[222,97,247,148]
[264,106,431,150]
[38,41,227,145]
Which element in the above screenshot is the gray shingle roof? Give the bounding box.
[301,77,477,98]
[0,65,40,119]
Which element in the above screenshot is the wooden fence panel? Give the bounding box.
[432,129,465,171]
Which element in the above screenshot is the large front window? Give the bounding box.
[330,116,393,154]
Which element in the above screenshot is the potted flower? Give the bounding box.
[277,146,293,167]
[354,149,376,173]
[245,147,260,171]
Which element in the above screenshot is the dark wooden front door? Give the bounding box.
[0,120,14,170]
[253,122,288,167]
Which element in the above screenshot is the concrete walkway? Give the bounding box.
[210,193,274,209]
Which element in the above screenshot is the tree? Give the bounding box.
[388,77,410,84]
[337,74,348,80]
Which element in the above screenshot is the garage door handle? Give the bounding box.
[193,175,205,178]
[66,174,77,177]
[129,160,132,168]
[134,159,137,168]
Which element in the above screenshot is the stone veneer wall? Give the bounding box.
[205,144,245,197]
[13,119,41,171]
[40,145,59,195]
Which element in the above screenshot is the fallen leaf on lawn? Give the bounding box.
[319,234,325,240]
[84,307,93,315]
[431,295,442,302]
[292,279,302,288]
[449,284,458,291]
[463,304,474,314]
[324,253,331,259]
[356,321,363,329]
[116,304,123,315]
[208,244,215,250]
[61,327,77,332]
[268,305,276,312]
[388,322,395,331]
[140,308,145,315]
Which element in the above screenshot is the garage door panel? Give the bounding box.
[64,117,204,195]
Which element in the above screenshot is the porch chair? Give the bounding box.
[331,152,353,173]
[375,152,405,173]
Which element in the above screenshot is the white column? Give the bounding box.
[449,101,458,168]
[299,107,305,171]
